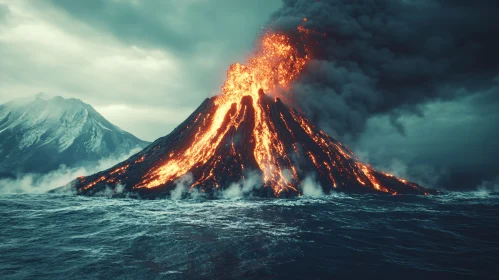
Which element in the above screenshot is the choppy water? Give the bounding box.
[1,192,498,279]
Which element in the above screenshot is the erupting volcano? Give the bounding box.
[65,27,434,198]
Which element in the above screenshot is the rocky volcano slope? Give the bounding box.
[65,91,434,198]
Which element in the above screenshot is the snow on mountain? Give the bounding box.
[0,94,150,177]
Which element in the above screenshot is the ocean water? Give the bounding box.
[1,192,498,279]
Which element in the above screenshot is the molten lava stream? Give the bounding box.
[70,19,434,197]
[134,30,309,196]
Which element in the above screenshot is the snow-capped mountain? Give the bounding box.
[0,93,149,177]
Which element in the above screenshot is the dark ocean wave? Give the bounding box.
[1,193,498,279]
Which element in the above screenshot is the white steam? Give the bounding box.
[476,176,499,195]
[222,171,263,198]
[300,176,324,197]
[188,187,204,200]
[0,148,141,194]
[170,173,193,200]
[91,183,127,198]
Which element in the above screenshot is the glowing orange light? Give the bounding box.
[134,28,309,195]
[105,24,419,197]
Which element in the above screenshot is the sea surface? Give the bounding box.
[1,192,498,279]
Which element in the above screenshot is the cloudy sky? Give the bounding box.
[0,0,281,141]
[0,0,498,190]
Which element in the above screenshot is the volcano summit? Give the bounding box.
[64,30,434,198]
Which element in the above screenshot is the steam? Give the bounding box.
[379,159,445,189]
[476,177,499,195]
[188,187,204,200]
[300,175,324,197]
[0,148,141,194]
[222,171,263,198]
[355,150,446,190]
[87,183,126,198]
[171,173,193,200]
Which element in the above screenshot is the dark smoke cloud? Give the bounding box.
[270,0,499,140]
[268,0,499,190]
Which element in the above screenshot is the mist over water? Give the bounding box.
[1,193,498,279]
[0,148,141,194]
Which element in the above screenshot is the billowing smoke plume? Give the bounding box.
[267,0,499,190]
[269,0,499,140]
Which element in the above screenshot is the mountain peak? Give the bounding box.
[0,94,149,176]
[35,94,84,106]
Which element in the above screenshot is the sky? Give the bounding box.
[0,0,498,190]
[0,0,282,141]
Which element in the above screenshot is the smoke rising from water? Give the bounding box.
[477,177,499,195]
[222,171,263,199]
[0,148,141,194]
[171,173,194,200]
[300,176,324,197]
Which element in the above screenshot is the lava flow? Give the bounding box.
[64,26,435,198]
[136,31,308,195]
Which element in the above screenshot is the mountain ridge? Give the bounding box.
[0,94,149,177]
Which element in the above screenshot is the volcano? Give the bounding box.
[63,29,434,198]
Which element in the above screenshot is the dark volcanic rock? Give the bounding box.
[61,92,436,198]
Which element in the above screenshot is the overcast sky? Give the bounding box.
[0,0,281,141]
[0,0,498,190]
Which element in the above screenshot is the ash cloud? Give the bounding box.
[268,0,499,190]
[271,0,499,139]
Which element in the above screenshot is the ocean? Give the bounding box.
[1,192,498,279]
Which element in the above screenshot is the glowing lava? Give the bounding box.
[70,24,435,198]
[135,30,309,195]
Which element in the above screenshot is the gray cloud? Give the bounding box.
[267,0,499,190]
[357,89,499,190]
[0,0,281,141]
[270,0,499,138]
[45,0,278,55]
[41,0,283,106]
[0,4,8,23]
